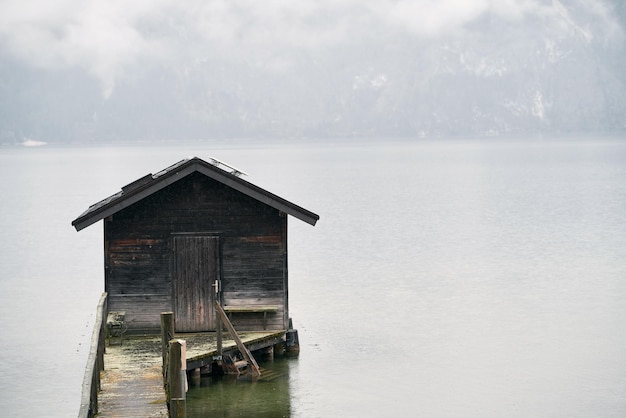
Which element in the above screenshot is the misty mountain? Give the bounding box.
[1,1,625,144]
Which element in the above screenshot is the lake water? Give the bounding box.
[0,137,625,417]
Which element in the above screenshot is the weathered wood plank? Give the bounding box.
[173,235,218,332]
[222,295,283,305]
[223,305,279,313]
[79,292,107,418]
[97,336,168,417]
[108,294,172,333]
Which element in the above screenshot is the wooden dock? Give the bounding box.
[95,331,286,417]
[97,336,168,417]
[184,330,286,370]
[79,294,290,417]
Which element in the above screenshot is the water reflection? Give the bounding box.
[186,357,293,417]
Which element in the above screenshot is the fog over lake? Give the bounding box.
[1,1,625,143]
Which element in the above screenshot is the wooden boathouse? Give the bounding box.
[72,156,318,334]
[74,157,318,416]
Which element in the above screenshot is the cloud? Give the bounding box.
[0,0,168,96]
[374,0,490,36]
[0,0,621,97]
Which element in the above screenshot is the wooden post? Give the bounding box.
[216,311,223,358]
[161,312,175,376]
[167,339,187,418]
[213,279,223,359]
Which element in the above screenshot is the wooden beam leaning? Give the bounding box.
[214,301,261,377]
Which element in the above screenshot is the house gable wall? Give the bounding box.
[104,171,287,333]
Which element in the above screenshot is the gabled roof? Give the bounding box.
[71,157,319,231]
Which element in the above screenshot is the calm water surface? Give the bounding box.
[0,137,625,417]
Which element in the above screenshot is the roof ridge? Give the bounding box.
[71,157,319,231]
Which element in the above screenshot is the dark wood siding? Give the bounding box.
[104,236,172,333]
[173,236,219,332]
[104,172,288,333]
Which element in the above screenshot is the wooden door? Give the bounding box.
[173,236,219,332]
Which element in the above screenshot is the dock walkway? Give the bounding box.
[97,336,168,417]
[95,331,286,417]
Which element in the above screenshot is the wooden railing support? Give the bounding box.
[78,292,108,418]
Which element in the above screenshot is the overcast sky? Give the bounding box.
[1,0,620,98]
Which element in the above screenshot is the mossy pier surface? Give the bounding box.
[95,331,286,417]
